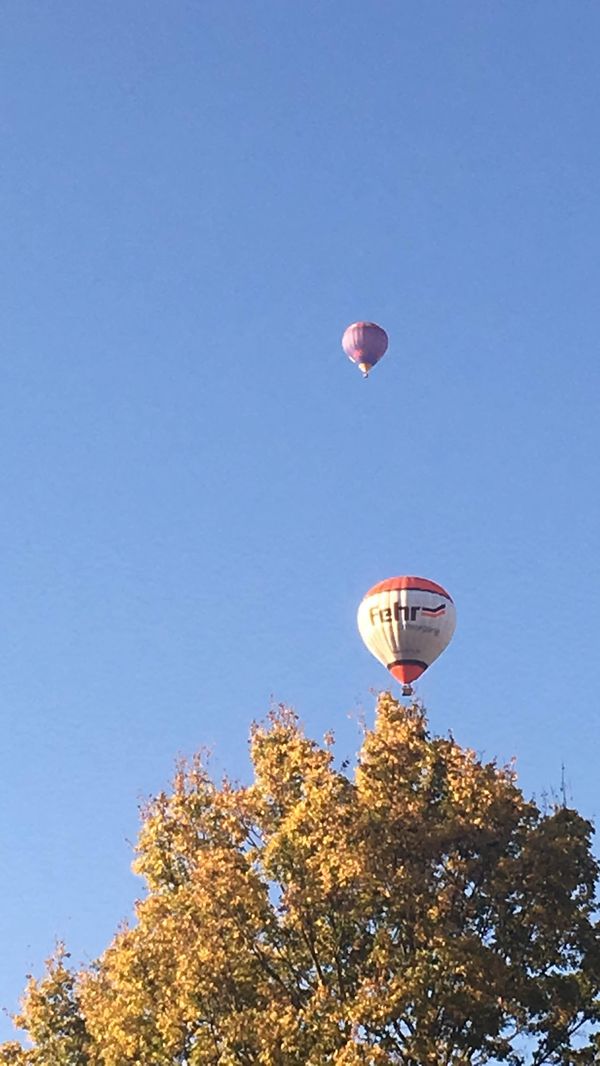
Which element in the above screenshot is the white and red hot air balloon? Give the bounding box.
[342,321,388,377]
[357,576,456,693]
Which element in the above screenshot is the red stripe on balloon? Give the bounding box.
[388,662,428,684]
[364,576,453,601]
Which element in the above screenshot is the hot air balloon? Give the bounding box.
[357,576,456,694]
[342,321,388,377]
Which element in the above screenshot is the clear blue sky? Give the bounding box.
[1,0,599,1037]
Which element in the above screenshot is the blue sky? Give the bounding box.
[1,0,599,1038]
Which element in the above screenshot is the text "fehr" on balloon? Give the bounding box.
[369,603,446,626]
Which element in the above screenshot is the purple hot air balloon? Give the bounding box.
[342,321,388,378]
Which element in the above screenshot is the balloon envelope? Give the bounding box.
[342,322,388,376]
[357,576,456,685]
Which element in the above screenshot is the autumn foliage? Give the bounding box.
[2,695,599,1064]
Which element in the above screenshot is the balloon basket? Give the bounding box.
[401,683,414,697]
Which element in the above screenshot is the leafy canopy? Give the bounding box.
[3,695,599,1065]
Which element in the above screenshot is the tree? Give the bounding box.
[0,944,89,1066]
[3,695,599,1064]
